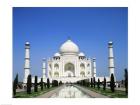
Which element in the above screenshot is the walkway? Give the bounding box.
[74,85,108,98]
[37,85,65,98]
[37,84,109,98]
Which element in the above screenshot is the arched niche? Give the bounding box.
[80,71,85,77]
[54,63,59,70]
[64,63,75,77]
[80,63,85,70]
[54,71,59,77]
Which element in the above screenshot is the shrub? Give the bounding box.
[34,76,38,92]
[40,78,43,91]
[110,73,115,92]
[52,80,58,87]
[44,82,47,88]
[91,78,93,87]
[47,78,50,88]
[13,74,18,96]
[97,78,100,90]
[103,77,106,90]
[86,79,90,87]
[27,75,32,94]
[93,77,96,88]
[124,68,128,95]
[59,81,63,85]
[82,80,86,86]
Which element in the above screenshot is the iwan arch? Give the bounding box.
[23,39,115,83]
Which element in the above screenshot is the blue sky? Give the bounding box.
[13,7,128,81]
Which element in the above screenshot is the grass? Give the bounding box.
[81,85,128,98]
[14,84,128,98]
[14,86,57,98]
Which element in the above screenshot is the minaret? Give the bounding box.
[23,42,30,83]
[93,58,96,77]
[108,41,115,77]
[42,58,47,82]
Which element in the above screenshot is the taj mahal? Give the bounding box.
[23,39,115,84]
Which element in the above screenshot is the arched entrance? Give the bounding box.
[64,63,75,77]
[54,71,59,77]
[80,71,85,77]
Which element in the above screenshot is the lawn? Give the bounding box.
[84,86,128,98]
[14,86,57,98]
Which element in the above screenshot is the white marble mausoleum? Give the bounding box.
[23,39,115,83]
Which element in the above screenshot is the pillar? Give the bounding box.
[93,58,96,77]
[23,42,30,83]
[42,58,47,82]
[108,41,115,77]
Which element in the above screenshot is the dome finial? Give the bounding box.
[67,36,71,41]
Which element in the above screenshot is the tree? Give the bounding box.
[83,80,86,86]
[52,80,59,87]
[103,77,106,91]
[91,78,93,87]
[124,68,128,95]
[13,74,18,97]
[27,75,32,94]
[55,80,58,86]
[110,73,115,92]
[121,80,124,87]
[47,78,50,88]
[80,80,82,85]
[86,79,90,87]
[93,77,96,88]
[97,78,100,90]
[59,81,62,85]
[44,82,47,88]
[40,78,43,91]
[34,76,38,92]
[88,79,90,87]
[77,81,80,85]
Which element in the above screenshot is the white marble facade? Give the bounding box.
[23,39,115,83]
[47,39,93,83]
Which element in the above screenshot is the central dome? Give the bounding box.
[59,40,79,54]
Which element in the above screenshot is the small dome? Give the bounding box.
[108,41,113,44]
[54,52,61,57]
[42,58,46,61]
[92,58,96,60]
[25,42,30,45]
[79,52,85,56]
[59,40,79,54]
